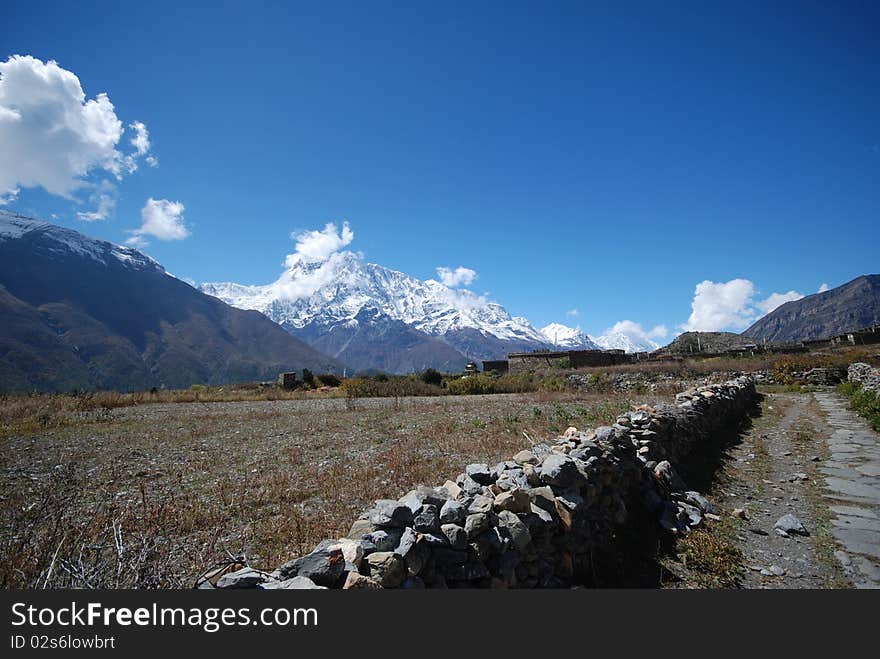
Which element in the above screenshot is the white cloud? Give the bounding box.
[286,221,353,263]
[128,121,157,168]
[0,187,18,205]
[436,266,478,288]
[274,251,353,301]
[755,290,804,315]
[681,279,758,332]
[126,198,189,245]
[76,193,116,222]
[680,278,815,331]
[818,283,829,293]
[0,55,155,202]
[566,308,579,317]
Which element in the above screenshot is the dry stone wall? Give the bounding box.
[198,376,757,590]
[848,362,880,393]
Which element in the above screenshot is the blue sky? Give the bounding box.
[2,0,878,341]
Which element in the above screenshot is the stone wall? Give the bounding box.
[848,362,880,393]
[508,350,631,374]
[198,376,757,590]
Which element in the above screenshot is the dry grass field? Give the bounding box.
[0,389,656,588]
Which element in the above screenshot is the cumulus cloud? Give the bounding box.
[566,308,580,317]
[126,198,189,246]
[818,283,829,293]
[436,266,478,288]
[681,278,815,331]
[681,279,758,331]
[286,221,353,264]
[755,290,804,315]
[0,55,155,203]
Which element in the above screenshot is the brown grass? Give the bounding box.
[0,390,647,588]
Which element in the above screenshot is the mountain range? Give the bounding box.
[201,250,656,373]
[0,211,342,393]
[3,210,876,392]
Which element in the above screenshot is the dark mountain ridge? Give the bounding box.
[0,211,343,393]
[742,275,880,343]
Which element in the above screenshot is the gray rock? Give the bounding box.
[465,512,491,538]
[683,491,718,514]
[677,501,703,528]
[216,567,268,589]
[368,499,414,528]
[512,449,538,465]
[466,463,496,485]
[539,453,581,487]
[495,470,529,491]
[365,528,404,552]
[259,576,326,589]
[441,523,468,550]
[497,510,532,551]
[774,513,809,536]
[399,486,449,514]
[493,488,531,514]
[394,526,418,558]
[277,548,345,586]
[413,504,441,534]
[439,499,467,525]
[468,494,494,514]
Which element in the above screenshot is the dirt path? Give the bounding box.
[721,392,847,587]
[663,390,853,588]
[813,391,880,588]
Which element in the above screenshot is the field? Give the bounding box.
[0,389,650,588]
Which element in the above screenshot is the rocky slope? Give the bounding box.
[743,275,880,343]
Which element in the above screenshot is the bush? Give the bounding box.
[301,369,315,388]
[315,373,341,388]
[419,368,443,386]
[446,375,494,395]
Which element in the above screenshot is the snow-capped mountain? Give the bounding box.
[0,209,162,273]
[590,331,660,353]
[202,250,553,372]
[538,321,660,354]
[539,323,601,350]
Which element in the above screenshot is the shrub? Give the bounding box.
[419,368,443,386]
[446,375,494,396]
[316,373,341,388]
[301,369,315,388]
[837,381,880,431]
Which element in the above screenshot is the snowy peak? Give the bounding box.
[202,250,549,346]
[539,321,660,353]
[539,323,600,350]
[0,210,163,273]
[590,331,660,353]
